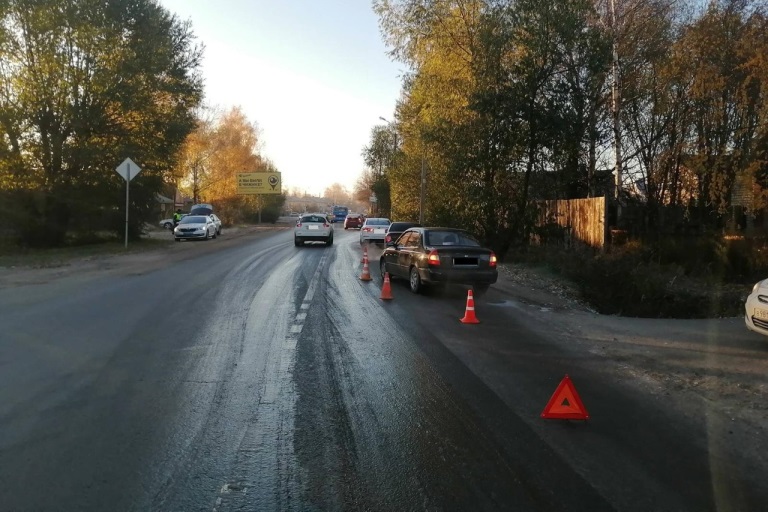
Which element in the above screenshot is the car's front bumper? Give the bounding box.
[175,231,207,239]
[745,294,768,336]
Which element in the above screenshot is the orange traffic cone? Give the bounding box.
[361,244,368,263]
[380,272,393,300]
[359,254,372,281]
[460,289,480,324]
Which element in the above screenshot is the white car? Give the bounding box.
[294,213,333,246]
[359,217,391,245]
[159,214,186,229]
[174,215,218,241]
[745,279,768,335]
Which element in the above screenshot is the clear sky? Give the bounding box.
[158,0,405,197]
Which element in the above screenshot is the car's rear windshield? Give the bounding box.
[301,215,327,223]
[366,218,390,226]
[390,222,420,231]
[426,230,480,247]
[190,207,212,215]
[180,216,207,224]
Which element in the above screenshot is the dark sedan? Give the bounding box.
[385,221,421,245]
[379,227,498,294]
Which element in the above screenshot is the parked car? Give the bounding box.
[159,214,186,229]
[209,214,222,236]
[190,203,214,216]
[173,215,218,241]
[380,227,498,295]
[344,214,364,230]
[745,279,768,336]
[294,213,333,246]
[385,221,421,244]
[359,217,391,245]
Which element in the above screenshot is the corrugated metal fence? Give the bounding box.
[535,197,606,248]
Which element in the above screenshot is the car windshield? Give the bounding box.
[366,219,390,226]
[301,215,326,223]
[426,231,480,247]
[180,216,207,224]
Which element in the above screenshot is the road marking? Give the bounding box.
[259,253,328,405]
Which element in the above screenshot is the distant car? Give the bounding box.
[380,227,498,295]
[344,214,364,230]
[385,221,421,245]
[745,279,768,336]
[359,217,391,245]
[174,215,217,241]
[160,214,186,229]
[209,214,222,236]
[190,203,214,216]
[290,212,300,217]
[294,213,333,246]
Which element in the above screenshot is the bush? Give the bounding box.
[517,241,748,318]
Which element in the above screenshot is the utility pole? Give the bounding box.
[419,155,426,225]
[610,0,622,202]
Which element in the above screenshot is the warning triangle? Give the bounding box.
[541,374,589,420]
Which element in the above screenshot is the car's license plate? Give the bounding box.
[374,228,385,234]
[754,308,768,320]
[308,225,319,230]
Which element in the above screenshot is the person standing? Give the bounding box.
[173,209,183,228]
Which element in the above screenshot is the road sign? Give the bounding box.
[115,158,141,249]
[237,172,282,195]
[115,158,141,181]
[370,193,377,203]
[541,374,590,420]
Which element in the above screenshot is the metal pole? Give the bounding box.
[610,0,622,202]
[125,163,130,248]
[419,155,426,225]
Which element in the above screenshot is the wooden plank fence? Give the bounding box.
[535,197,606,248]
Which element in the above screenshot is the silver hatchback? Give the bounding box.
[294,213,333,246]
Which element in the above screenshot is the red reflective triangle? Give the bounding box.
[541,374,589,420]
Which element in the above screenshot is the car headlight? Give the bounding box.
[753,281,763,294]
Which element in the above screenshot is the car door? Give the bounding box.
[398,231,420,277]
[385,232,410,277]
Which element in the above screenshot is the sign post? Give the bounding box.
[115,158,142,248]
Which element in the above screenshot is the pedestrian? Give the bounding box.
[173,208,183,228]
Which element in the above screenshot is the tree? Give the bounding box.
[323,183,352,205]
[0,0,203,245]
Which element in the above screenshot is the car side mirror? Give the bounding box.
[386,241,397,248]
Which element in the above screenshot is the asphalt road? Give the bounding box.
[0,228,764,511]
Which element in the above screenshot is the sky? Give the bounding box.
[158,0,405,197]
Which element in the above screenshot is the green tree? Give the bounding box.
[0,0,203,246]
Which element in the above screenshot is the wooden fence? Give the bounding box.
[535,197,606,248]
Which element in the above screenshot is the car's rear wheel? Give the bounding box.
[175,238,180,242]
[380,259,388,280]
[409,266,422,294]
[294,237,302,247]
[327,235,333,246]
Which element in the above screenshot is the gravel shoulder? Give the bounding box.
[492,262,768,467]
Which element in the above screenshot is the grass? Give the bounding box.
[0,237,172,268]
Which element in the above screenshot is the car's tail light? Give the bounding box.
[296,222,302,228]
[489,252,497,267]
[363,227,373,232]
[324,222,329,228]
[427,250,440,266]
